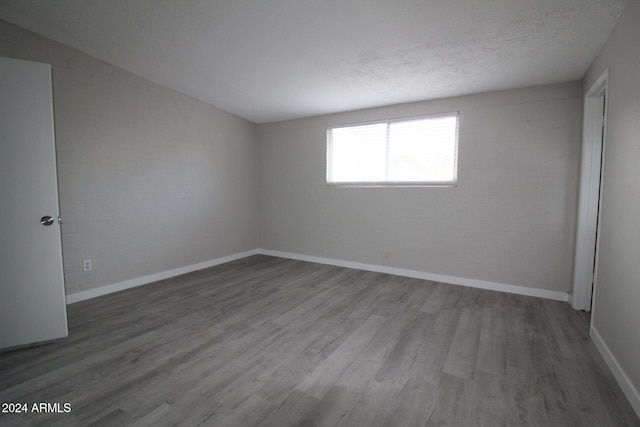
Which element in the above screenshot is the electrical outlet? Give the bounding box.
[83,259,92,272]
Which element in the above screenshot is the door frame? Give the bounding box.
[571,69,609,312]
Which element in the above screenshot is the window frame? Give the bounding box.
[326,112,459,187]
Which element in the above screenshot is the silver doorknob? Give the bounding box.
[40,216,54,226]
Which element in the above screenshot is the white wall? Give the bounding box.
[583,0,640,414]
[0,20,258,296]
[258,83,582,294]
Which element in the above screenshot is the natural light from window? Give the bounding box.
[327,113,458,186]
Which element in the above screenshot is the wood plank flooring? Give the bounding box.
[1,255,638,426]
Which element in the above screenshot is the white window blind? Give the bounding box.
[327,113,459,186]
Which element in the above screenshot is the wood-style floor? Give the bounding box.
[1,255,638,427]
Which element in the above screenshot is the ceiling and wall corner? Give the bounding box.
[0,20,259,298]
[0,0,628,123]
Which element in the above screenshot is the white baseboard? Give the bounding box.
[591,326,640,418]
[65,249,258,304]
[66,247,570,304]
[257,249,569,302]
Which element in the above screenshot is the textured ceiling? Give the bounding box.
[0,0,628,123]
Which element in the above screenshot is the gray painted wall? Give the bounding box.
[0,20,258,295]
[258,83,582,293]
[2,6,637,414]
[584,0,640,400]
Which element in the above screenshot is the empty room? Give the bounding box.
[1,1,639,426]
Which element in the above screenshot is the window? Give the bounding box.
[327,113,459,186]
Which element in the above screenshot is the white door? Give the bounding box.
[572,70,608,312]
[0,57,68,349]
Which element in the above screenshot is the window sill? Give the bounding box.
[326,181,457,188]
